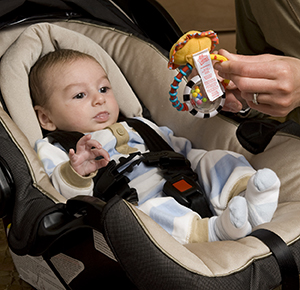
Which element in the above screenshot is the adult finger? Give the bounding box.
[245,99,288,117]
[218,75,277,93]
[222,91,243,112]
[218,49,276,63]
[242,91,273,106]
[215,59,279,80]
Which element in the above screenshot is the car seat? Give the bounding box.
[1,1,300,289]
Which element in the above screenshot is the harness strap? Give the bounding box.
[47,119,174,153]
[47,130,84,152]
[125,118,174,152]
[124,118,214,217]
[250,229,299,290]
[46,118,214,217]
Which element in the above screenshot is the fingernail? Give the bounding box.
[214,63,222,71]
[228,102,241,112]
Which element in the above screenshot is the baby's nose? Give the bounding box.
[93,92,105,105]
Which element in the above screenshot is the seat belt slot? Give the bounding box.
[143,151,190,168]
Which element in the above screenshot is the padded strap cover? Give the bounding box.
[236,118,300,154]
[251,229,299,290]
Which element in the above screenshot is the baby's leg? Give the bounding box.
[208,196,252,241]
[244,168,280,227]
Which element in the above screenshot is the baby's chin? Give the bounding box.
[84,123,115,133]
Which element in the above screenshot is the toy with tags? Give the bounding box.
[168,30,230,118]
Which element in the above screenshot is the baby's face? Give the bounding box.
[42,57,119,133]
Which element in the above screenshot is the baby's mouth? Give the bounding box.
[94,111,109,122]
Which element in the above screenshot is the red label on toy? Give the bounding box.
[193,49,223,101]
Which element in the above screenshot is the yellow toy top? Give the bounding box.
[168,30,221,69]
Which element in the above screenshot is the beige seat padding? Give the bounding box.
[0,23,143,147]
[1,22,300,277]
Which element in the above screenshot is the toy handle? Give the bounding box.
[210,54,230,88]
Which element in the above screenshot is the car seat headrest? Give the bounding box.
[0,23,143,147]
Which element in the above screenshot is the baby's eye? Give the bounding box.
[73,93,86,99]
[99,87,109,93]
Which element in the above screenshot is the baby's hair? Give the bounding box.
[29,49,101,108]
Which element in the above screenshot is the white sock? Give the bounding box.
[208,196,252,241]
[245,168,280,227]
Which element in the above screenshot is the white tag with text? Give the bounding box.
[192,49,223,101]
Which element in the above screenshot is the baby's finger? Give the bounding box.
[77,135,103,152]
[96,148,110,161]
[77,134,91,144]
[69,148,76,159]
[91,146,110,161]
[85,139,103,150]
[76,134,92,151]
[69,148,80,168]
[97,158,109,168]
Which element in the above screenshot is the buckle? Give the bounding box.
[163,174,215,217]
[93,153,142,203]
[163,175,200,208]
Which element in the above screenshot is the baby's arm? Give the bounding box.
[69,134,110,177]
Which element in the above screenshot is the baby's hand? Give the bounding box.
[69,134,110,176]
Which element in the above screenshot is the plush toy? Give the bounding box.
[168,30,230,118]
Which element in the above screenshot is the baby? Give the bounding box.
[30,49,280,244]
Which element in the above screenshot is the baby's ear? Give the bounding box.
[34,105,57,131]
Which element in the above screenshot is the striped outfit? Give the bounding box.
[35,117,255,244]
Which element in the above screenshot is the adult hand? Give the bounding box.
[214,49,300,117]
[69,134,110,176]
